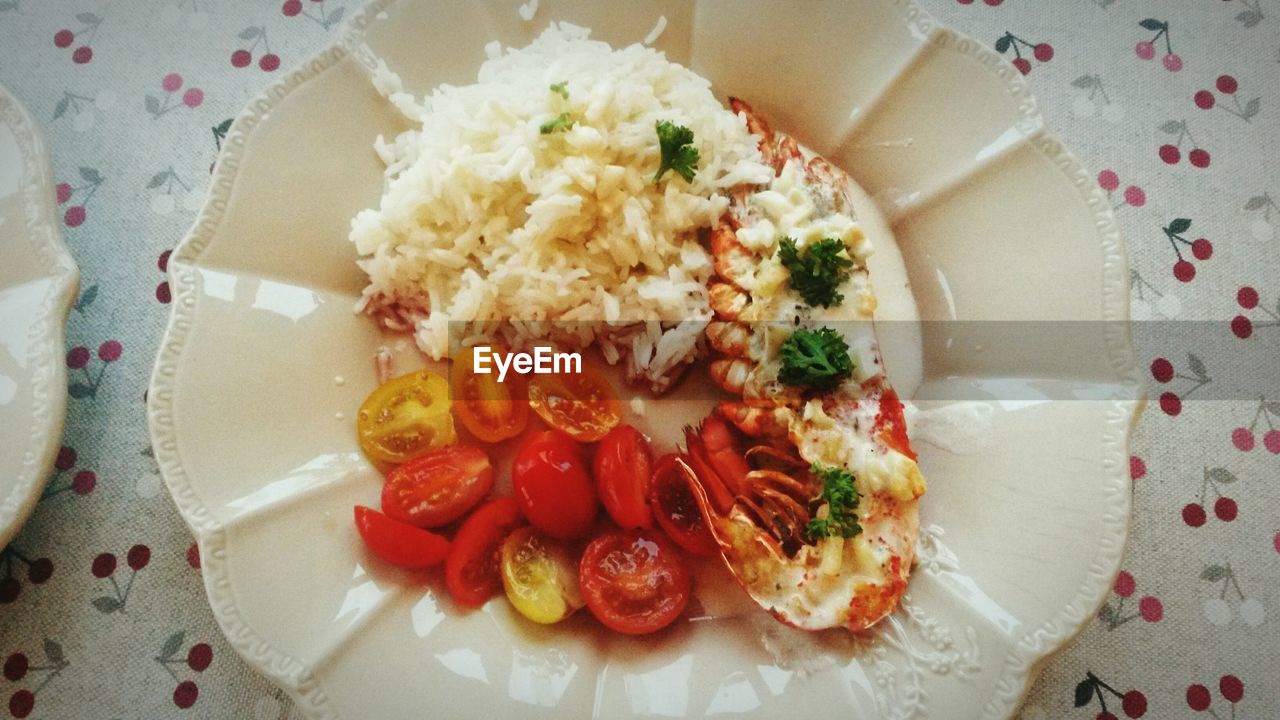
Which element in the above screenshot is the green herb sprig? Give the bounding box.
[805,463,861,542]
[777,237,854,308]
[654,120,699,183]
[778,327,854,390]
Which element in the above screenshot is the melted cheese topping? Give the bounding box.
[719,152,926,627]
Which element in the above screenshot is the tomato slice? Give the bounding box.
[357,370,456,464]
[451,345,529,443]
[500,526,584,624]
[354,506,450,570]
[381,446,494,528]
[580,530,691,634]
[527,364,622,442]
[649,454,718,556]
[445,497,525,608]
[512,430,597,540]
[593,425,653,530]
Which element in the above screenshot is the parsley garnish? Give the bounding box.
[539,112,574,134]
[805,463,861,542]
[654,120,699,183]
[778,328,854,390]
[550,81,569,100]
[777,237,854,308]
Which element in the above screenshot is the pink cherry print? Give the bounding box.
[1123,186,1146,207]
[1135,41,1155,60]
[1163,53,1182,72]
[98,339,122,362]
[1113,571,1135,597]
[1138,595,1162,621]
[1097,170,1119,192]
[66,346,90,369]
[162,73,183,92]
[183,88,204,108]
[1129,456,1146,479]
[1237,287,1258,309]
[1232,427,1255,451]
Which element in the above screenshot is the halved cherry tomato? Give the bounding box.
[354,506,450,570]
[512,430,597,540]
[357,370,456,464]
[593,425,653,530]
[445,497,525,608]
[649,454,718,556]
[527,364,622,442]
[580,530,691,635]
[382,446,493,528]
[451,345,529,443]
[500,526,584,624]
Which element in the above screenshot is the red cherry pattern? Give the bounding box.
[1,641,69,717]
[154,632,213,709]
[1231,285,1277,341]
[1129,456,1146,480]
[1149,352,1209,417]
[43,443,99,499]
[52,11,103,65]
[1156,120,1209,169]
[1188,674,1245,711]
[0,546,55,604]
[89,545,150,613]
[231,26,281,73]
[994,31,1054,75]
[1074,673,1146,719]
[58,166,104,229]
[1099,572,1162,629]
[65,339,123,399]
[1160,218,1210,282]
[1183,467,1241,527]
[1195,75,1260,122]
[174,681,198,709]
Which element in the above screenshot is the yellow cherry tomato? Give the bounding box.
[451,345,529,443]
[500,526,584,624]
[356,370,455,464]
[527,364,622,443]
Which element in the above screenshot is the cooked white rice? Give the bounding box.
[351,23,772,386]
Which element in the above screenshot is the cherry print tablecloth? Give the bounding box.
[1,1,1278,718]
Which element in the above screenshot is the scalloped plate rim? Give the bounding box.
[0,83,80,549]
[145,1,1142,718]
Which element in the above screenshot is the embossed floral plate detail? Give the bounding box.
[0,84,79,548]
[147,1,1141,718]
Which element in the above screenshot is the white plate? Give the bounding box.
[0,84,79,548]
[147,1,1142,718]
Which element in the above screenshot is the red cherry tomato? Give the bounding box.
[592,425,653,530]
[451,345,529,443]
[354,506,450,570]
[649,454,718,556]
[512,430,597,540]
[579,530,691,634]
[445,497,526,608]
[382,446,494,528]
